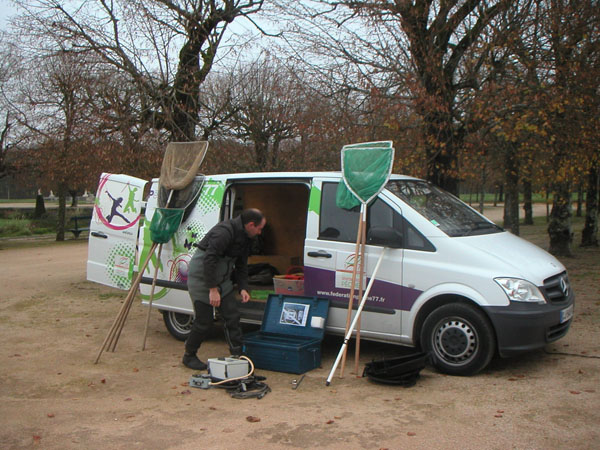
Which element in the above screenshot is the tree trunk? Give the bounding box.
[69,189,79,207]
[478,166,486,213]
[56,184,66,241]
[503,146,519,235]
[523,178,533,225]
[545,184,550,222]
[271,139,281,170]
[581,162,599,247]
[254,137,269,170]
[548,181,573,256]
[576,182,583,217]
[34,192,46,219]
[504,183,520,235]
[479,186,485,214]
[425,116,460,195]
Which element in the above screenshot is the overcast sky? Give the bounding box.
[1,0,19,30]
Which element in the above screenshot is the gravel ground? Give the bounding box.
[0,215,598,449]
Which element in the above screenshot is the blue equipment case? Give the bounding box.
[242,294,330,374]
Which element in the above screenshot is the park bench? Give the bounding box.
[69,214,92,238]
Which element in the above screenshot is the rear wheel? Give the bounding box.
[420,303,495,376]
[162,311,193,341]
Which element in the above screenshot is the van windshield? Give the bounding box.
[386,180,503,237]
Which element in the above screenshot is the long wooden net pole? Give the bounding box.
[339,204,364,378]
[94,242,158,364]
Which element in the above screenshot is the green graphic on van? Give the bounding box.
[107,243,135,289]
[197,181,225,215]
[123,185,139,213]
[309,185,321,215]
[183,219,209,248]
[344,253,362,270]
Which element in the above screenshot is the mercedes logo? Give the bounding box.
[560,276,570,298]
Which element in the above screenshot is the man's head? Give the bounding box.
[241,208,266,238]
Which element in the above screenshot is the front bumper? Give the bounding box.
[482,292,575,358]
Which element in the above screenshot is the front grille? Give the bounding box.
[541,272,571,304]
[547,320,571,341]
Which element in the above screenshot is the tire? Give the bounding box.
[162,311,193,341]
[420,303,496,376]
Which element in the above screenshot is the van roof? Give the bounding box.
[152,171,422,182]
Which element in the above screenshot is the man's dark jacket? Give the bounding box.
[187,215,250,304]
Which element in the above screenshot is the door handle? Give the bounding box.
[91,231,108,239]
[307,250,332,258]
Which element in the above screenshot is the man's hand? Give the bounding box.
[209,287,221,307]
[240,289,250,303]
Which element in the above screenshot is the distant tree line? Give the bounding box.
[0,0,597,252]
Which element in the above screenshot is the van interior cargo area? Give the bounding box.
[224,181,310,323]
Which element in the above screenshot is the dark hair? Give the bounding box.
[240,208,265,226]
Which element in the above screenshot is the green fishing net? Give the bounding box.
[149,207,185,244]
[336,141,394,210]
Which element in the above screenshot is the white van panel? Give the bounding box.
[138,178,226,308]
[303,178,404,339]
[87,173,147,290]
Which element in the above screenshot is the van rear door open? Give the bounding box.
[87,173,147,290]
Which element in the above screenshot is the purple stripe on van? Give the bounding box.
[303,266,422,312]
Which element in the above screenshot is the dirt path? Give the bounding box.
[0,239,599,449]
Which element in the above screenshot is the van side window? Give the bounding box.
[404,220,436,252]
[368,196,434,251]
[367,197,403,234]
[320,182,435,251]
[319,183,359,242]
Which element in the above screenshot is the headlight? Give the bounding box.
[494,278,546,304]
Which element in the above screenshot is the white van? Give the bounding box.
[87,172,574,375]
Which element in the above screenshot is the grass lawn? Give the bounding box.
[0,199,36,204]
[0,217,57,237]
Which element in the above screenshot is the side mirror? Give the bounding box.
[367,227,403,249]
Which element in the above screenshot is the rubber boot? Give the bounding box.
[182,351,207,371]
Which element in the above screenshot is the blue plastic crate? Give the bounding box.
[242,294,329,374]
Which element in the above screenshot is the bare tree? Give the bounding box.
[91,67,165,180]
[0,113,13,181]
[273,0,513,194]
[197,71,242,141]
[9,48,102,240]
[0,34,20,181]
[223,56,302,170]
[22,0,264,141]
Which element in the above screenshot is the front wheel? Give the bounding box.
[162,311,193,341]
[420,303,496,376]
